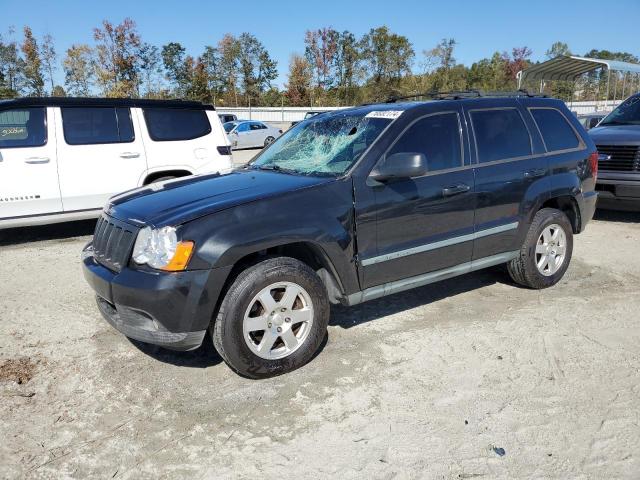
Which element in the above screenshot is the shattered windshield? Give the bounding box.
[250,112,395,176]
[600,95,640,126]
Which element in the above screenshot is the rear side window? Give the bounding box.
[250,122,266,130]
[530,108,580,152]
[62,107,134,145]
[144,108,211,141]
[387,112,463,172]
[0,107,47,148]
[471,108,532,163]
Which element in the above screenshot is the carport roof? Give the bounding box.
[517,55,640,83]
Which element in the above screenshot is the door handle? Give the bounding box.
[24,156,50,164]
[442,183,471,197]
[120,152,140,159]
[524,168,546,178]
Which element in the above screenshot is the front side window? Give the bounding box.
[600,95,640,126]
[62,107,134,145]
[144,108,211,141]
[223,122,237,133]
[251,111,393,176]
[0,107,47,148]
[530,108,580,152]
[387,112,463,172]
[471,108,532,163]
[237,123,250,132]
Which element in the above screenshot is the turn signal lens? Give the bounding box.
[161,241,195,272]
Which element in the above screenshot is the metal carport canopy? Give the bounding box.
[517,55,640,86]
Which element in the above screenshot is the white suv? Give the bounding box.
[0,98,232,229]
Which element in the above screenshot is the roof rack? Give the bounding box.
[384,89,548,103]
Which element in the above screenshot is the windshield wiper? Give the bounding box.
[252,164,300,175]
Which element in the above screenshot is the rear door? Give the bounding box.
[248,122,268,147]
[0,106,62,219]
[56,106,147,212]
[465,101,549,260]
[361,108,476,288]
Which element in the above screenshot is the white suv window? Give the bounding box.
[0,107,47,148]
[62,107,134,145]
[143,108,211,141]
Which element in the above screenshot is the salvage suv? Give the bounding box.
[82,91,598,378]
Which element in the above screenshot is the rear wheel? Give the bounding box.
[507,208,573,289]
[264,136,275,147]
[212,257,330,379]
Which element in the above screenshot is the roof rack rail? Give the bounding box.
[383,89,547,103]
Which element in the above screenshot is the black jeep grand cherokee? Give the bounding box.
[83,92,598,378]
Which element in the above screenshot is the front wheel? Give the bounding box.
[212,257,330,378]
[507,208,574,289]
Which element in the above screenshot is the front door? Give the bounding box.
[0,106,62,219]
[55,106,148,212]
[360,110,476,289]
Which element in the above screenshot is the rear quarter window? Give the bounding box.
[470,108,532,163]
[144,108,211,141]
[530,108,580,152]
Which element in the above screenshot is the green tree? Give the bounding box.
[93,18,142,97]
[545,41,571,59]
[359,26,414,100]
[334,31,361,105]
[21,26,45,96]
[304,27,339,90]
[40,33,57,94]
[51,85,66,96]
[0,29,24,95]
[63,44,94,96]
[285,53,312,106]
[138,42,162,97]
[161,42,189,95]
[236,33,277,105]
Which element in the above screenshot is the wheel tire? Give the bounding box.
[264,136,275,147]
[507,208,574,289]
[212,257,330,379]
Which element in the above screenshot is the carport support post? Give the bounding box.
[539,78,544,94]
[606,69,611,110]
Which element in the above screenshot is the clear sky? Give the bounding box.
[2,0,639,88]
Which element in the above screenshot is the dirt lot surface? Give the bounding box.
[1,209,639,479]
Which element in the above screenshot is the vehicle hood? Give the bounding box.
[589,124,640,144]
[106,170,333,227]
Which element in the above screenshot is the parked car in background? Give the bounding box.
[290,110,328,127]
[589,93,640,210]
[218,113,237,124]
[0,97,232,229]
[82,92,597,378]
[577,111,607,130]
[224,120,282,149]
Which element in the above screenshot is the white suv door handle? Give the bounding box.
[24,156,50,164]
[120,152,140,159]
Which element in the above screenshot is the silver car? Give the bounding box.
[224,120,282,149]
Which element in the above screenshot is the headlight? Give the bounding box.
[132,226,194,271]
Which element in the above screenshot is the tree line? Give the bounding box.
[1,20,638,106]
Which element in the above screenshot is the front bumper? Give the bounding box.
[82,243,231,351]
[596,176,640,210]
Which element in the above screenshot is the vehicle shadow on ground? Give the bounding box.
[330,267,510,330]
[594,209,640,223]
[128,332,224,368]
[0,219,97,246]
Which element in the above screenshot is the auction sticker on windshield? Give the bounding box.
[365,110,403,119]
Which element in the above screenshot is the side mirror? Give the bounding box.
[370,152,428,182]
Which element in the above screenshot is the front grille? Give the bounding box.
[92,215,139,272]
[596,145,640,172]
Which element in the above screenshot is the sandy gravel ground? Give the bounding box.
[0,209,639,479]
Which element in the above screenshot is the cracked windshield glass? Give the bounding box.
[250,112,395,176]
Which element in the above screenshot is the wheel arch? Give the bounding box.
[143,169,193,185]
